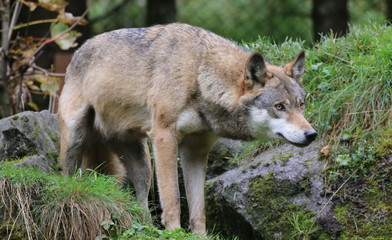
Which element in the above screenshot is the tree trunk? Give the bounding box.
[312,0,349,42]
[387,0,392,23]
[146,0,176,26]
[0,0,11,118]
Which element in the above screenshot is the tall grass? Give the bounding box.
[307,23,391,138]
[242,23,392,175]
[0,164,215,240]
[0,164,149,240]
[248,23,391,144]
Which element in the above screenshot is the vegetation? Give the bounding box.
[234,22,391,239]
[0,163,218,239]
[0,14,390,240]
[245,21,391,167]
[0,0,87,117]
[89,0,387,43]
[246,174,321,240]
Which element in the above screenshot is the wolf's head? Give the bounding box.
[243,51,317,147]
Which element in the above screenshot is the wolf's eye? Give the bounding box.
[275,104,285,111]
[300,102,305,107]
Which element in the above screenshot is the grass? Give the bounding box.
[239,22,391,170]
[0,163,220,239]
[239,22,391,239]
[0,164,146,240]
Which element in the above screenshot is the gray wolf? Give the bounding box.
[58,23,317,234]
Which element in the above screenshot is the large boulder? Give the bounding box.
[207,138,245,179]
[0,111,60,172]
[206,141,341,239]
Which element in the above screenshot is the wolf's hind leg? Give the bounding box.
[82,141,125,177]
[179,132,217,234]
[111,138,152,210]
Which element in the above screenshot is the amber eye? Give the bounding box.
[275,104,285,111]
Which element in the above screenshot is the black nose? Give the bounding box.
[304,130,317,142]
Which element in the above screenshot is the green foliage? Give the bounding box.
[334,187,392,240]
[0,164,147,240]
[243,22,391,239]
[1,0,87,115]
[288,211,319,240]
[0,164,219,240]
[178,0,312,42]
[249,22,391,166]
[114,222,214,240]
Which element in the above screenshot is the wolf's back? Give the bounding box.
[64,23,241,85]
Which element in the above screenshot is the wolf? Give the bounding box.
[58,23,317,234]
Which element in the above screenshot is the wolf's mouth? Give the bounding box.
[277,133,311,147]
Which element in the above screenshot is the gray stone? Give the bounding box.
[207,138,244,179]
[14,154,58,173]
[0,111,60,172]
[206,141,341,239]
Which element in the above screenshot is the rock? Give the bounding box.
[207,138,244,179]
[14,155,58,173]
[0,111,60,172]
[206,141,341,239]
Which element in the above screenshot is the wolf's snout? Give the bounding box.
[304,129,317,142]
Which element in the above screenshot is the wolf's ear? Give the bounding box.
[245,53,266,85]
[284,50,305,84]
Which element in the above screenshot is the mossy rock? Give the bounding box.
[206,141,340,239]
[0,111,60,172]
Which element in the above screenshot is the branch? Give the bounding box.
[8,0,22,40]
[32,9,89,59]
[32,64,65,77]
[11,19,58,31]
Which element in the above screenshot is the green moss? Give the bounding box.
[11,116,19,120]
[250,162,260,170]
[0,222,26,240]
[279,153,293,166]
[334,204,349,226]
[279,153,293,162]
[374,127,392,158]
[246,174,324,239]
[20,115,29,123]
[333,184,392,239]
[299,176,312,196]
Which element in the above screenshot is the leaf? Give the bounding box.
[37,0,68,12]
[311,62,323,70]
[27,102,40,111]
[50,22,81,50]
[34,74,61,96]
[58,12,88,26]
[341,130,354,141]
[336,154,351,166]
[320,145,330,157]
[100,220,114,230]
[20,1,38,11]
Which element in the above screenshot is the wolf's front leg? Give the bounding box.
[179,132,217,234]
[151,127,181,230]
